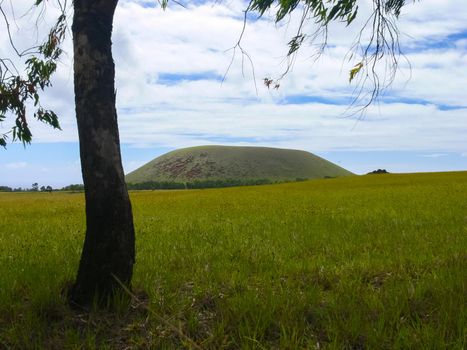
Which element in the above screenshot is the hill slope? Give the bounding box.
[126,145,353,183]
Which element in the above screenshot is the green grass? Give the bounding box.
[125,145,354,183]
[0,171,466,349]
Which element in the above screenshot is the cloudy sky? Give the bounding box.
[1,0,466,188]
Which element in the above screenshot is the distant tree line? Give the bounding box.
[1,178,313,193]
[60,184,85,191]
[126,181,185,190]
[186,178,273,189]
[368,169,389,174]
[0,183,84,192]
[126,178,309,190]
[0,183,52,192]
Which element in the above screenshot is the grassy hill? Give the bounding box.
[126,145,354,184]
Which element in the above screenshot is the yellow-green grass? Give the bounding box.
[0,172,466,349]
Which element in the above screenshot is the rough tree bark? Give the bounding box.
[70,0,135,306]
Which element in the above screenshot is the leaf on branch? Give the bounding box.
[264,77,273,88]
[35,109,61,130]
[385,0,406,18]
[287,34,306,56]
[349,62,363,83]
[248,0,276,17]
[276,0,299,22]
[328,4,341,21]
[159,0,169,10]
[263,77,281,90]
[347,6,358,25]
[0,6,66,148]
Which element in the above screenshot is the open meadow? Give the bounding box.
[0,172,466,349]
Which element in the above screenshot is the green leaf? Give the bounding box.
[349,62,363,83]
[160,0,169,10]
[287,34,306,56]
[328,4,341,21]
[347,6,358,25]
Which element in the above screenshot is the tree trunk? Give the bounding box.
[70,0,135,307]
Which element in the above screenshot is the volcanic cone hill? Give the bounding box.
[126,145,354,184]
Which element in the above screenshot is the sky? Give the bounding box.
[0,0,466,188]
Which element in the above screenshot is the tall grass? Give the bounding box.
[0,172,466,349]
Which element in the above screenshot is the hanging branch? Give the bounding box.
[0,0,69,147]
[231,0,413,111]
[223,4,259,94]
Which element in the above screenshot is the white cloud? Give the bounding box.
[5,162,28,169]
[420,153,448,158]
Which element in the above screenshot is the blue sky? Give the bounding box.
[1,0,466,188]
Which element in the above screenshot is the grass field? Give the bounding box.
[0,172,466,349]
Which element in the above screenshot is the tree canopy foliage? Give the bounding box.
[0,2,67,146]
